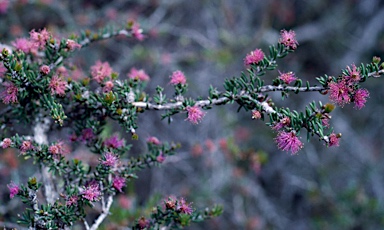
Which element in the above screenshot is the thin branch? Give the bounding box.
[89,195,114,230]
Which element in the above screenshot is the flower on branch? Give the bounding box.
[244,48,264,66]
[353,88,369,110]
[328,80,350,107]
[186,106,205,124]
[103,135,124,149]
[345,64,361,83]
[48,141,68,155]
[49,75,67,96]
[252,110,262,119]
[101,152,119,167]
[81,182,101,202]
[102,80,114,93]
[40,65,50,75]
[91,60,113,83]
[127,67,150,81]
[279,29,298,50]
[66,39,81,51]
[12,38,36,54]
[1,138,12,148]
[20,140,33,153]
[275,131,303,155]
[1,82,18,104]
[328,133,340,147]
[7,181,19,199]
[147,136,161,145]
[113,176,126,192]
[66,195,78,206]
[131,22,145,41]
[29,28,50,49]
[169,70,187,85]
[272,117,290,130]
[278,71,297,84]
[156,152,165,163]
[177,198,193,215]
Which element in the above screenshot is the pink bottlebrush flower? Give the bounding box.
[278,71,297,84]
[275,131,303,155]
[0,0,10,14]
[113,176,126,192]
[169,70,187,85]
[90,61,113,83]
[279,29,299,50]
[48,141,68,155]
[81,128,94,141]
[82,183,101,202]
[2,138,12,148]
[1,82,18,104]
[40,65,50,75]
[29,28,50,49]
[138,217,150,229]
[165,196,177,210]
[7,181,19,199]
[353,88,369,110]
[156,152,165,163]
[244,49,265,66]
[102,80,114,93]
[272,117,290,131]
[186,106,205,124]
[321,117,330,127]
[49,75,67,96]
[177,198,193,215]
[328,80,350,107]
[101,152,119,167]
[328,133,340,147]
[66,39,81,51]
[20,140,33,153]
[103,135,124,149]
[252,110,261,120]
[345,64,361,83]
[131,23,145,41]
[66,195,78,206]
[0,63,6,77]
[147,136,161,145]
[127,68,150,81]
[12,38,32,53]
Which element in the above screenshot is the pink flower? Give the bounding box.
[279,29,299,50]
[49,75,67,96]
[252,110,261,120]
[81,128,94,141]
[90,61,113,83]
[131,22,144,41]
[20,140,33,153]
[82,183,101,202]
[7,181,19,199]
[169,70,187,85]
[29,28,50,49]
[66,195,78,206]
[101,152,119,167]
[2,138,12,148]
[48,141,68,155]
[138,217,150,229]
[0,0,9,14]
[102,80,114,93]
[103,135,124,149]
[278,71,297,84]
[321,117,330,127]
[186,106,205,124]
[57,66,68,77]
[147,136,161,145]
[0,63,6,77]
[353,88,369,110]
[127,68,150,81]
[177,198,193,215]
[275,131,303,155]
[244,49,264,66]
[328,133,340,147]
[66,39,81,51]
[328,80,350,107]
[272,117,290,131]
[40,65,50,75]
[113,176,126,192]
[1,82,18,104]
[156,152,165,163]
[345,64,361,83]
[12,38,37,54]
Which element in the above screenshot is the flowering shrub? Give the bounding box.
[0,3,383,229]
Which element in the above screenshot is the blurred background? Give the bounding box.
[1,0,384,229]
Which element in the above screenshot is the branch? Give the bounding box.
[88,195,114,230]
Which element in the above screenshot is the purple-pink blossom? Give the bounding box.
[1,82,18,104]
[102,80,114,93]
[328,133,340,147]
[66,195,78,206]
[328,80,350,107]
[82,182,101,202]
[279,29,299,50]
[12,38,34,53]
[275,131,303,155]
[186,106,205,124]
[169,70,187,85]
[29,28,50,49]
[113,176,126,192]
[147,136,161,145]
[48,141,68,155]
[40,65,50,75]
[49,75,67,96]
[90,61,113,83]
[131,22,145,41]
[0,0,9,14]
[127,68,150,81]
[101,152,119,167]
[2,138,12,148]
[0,63,6,78]
[272,117,290,131]
[66,39,81,51]
[103,135,124,149]
[7,181,19,199]
[278,71,297,84]
[353,88,369,110]
[345,64,361,83]
[252,110,261,120]
[20,140,33,153]
[244,49,264,66]
[81,128,94,141]
[177,198,193,215]
[156,152,165,163]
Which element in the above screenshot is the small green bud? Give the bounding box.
[323,103,335,113]
[373,56,381,64]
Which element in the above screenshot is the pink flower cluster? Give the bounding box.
[329,64,369,109]
[7,181,19,199]
[275,131,303,155]
[244,49,265,66]
[103,135,124,149]
[186,105,205,124]
[82,182,101,202]
[279,29,299,50]
[278,71,297,84]
[48,141,68,155]
[169,70,187,85]
[101,152,119,167]
[113,176,126,192]
[90,60,113,83]
[49,75,67,96]
[127,67,150,81]
[29,28,51,49]
[1,82,18,104]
